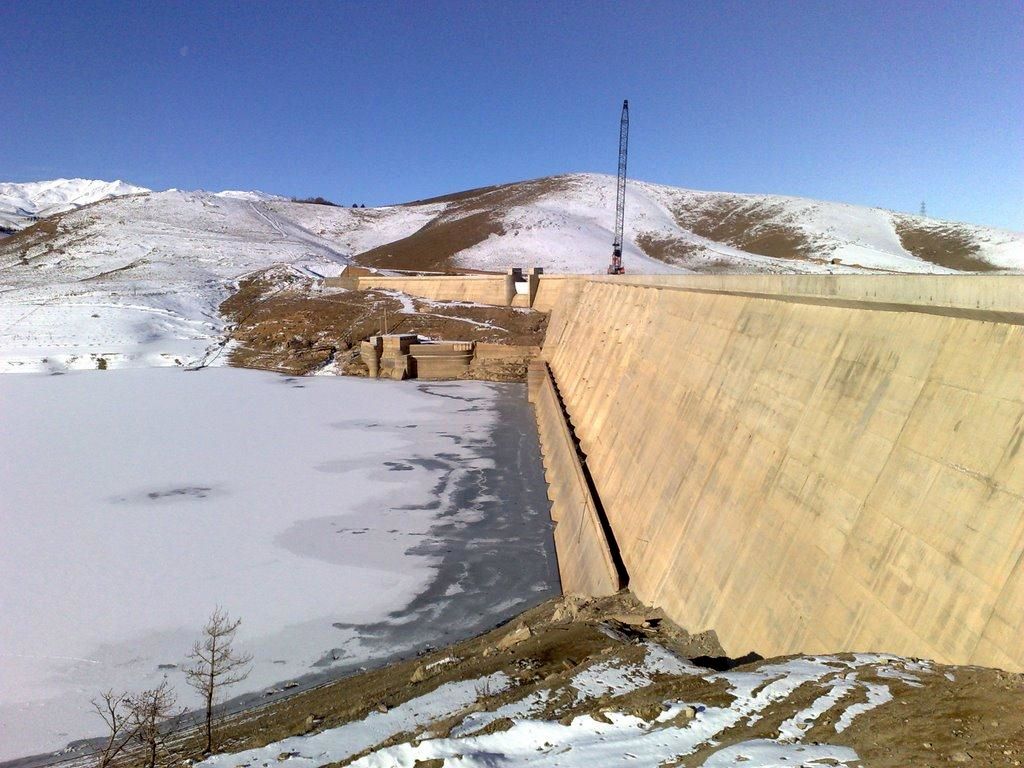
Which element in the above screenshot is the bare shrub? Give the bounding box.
[91,690,139,768]
[184,608,253,754]
[129,680,182,768]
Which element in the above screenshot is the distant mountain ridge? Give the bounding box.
[4,173,1021,272]
[0,178,150,232]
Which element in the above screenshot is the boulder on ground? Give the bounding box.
[497,623,532,650]
[609,613,655,627]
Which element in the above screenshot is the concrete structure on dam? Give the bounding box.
[352,272,1024,671]
[327,267,545,307]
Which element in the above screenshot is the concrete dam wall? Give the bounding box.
[542,276,1024,671]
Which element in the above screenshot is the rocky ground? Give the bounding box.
[218,266,547,379]
[100,591,1024,768]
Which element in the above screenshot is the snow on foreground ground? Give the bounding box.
[0,368,558,761]
[198,642,934,767]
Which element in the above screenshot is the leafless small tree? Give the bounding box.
[128,679,182,768]
[91,690,140,768]
[184,607,252,754]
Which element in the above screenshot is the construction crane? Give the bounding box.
[607,99,629,275]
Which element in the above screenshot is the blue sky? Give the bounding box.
[2,0,1021,229]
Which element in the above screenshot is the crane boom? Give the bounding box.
[608,99,629,274]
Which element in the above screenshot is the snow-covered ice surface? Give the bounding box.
[0,368,559,761]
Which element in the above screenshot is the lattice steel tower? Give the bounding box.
[608,99,629,275]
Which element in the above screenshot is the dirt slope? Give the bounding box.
[133,592,1023,768]
[219,266,546,378]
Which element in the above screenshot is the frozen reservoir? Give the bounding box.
[0,368,559,762]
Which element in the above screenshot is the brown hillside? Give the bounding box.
[669,198,820,261]
[354,176,576,272]
[893,217,998,272]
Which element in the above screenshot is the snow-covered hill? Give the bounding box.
[330,173,1023,275]
[0,190,360,371]
[0,177,149,232]
[1,173,1021,373]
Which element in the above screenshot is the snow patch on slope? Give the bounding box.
[455,175,687,274]
[349,652,923,767]
[215,189,289,202]
[200,646,933,768]
[266,199,447,256]
[636,176,1024,273]
[199,674,512,768]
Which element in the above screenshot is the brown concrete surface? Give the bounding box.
[359,338,542,382]
[474,342,541,360]
[325,274,513,306]
[536,273,1024,316]
[328,267,546,309]
[542,276,1024,671]
[409,342,474,379]
[528,360,622,597]
[336,273,1024,318]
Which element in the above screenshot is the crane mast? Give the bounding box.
[608,99,629,275]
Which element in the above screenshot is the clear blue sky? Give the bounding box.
[2,0,1021,229]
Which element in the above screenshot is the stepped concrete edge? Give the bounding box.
[528,360,622,597]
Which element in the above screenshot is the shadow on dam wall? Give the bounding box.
[534,274,1024,672]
